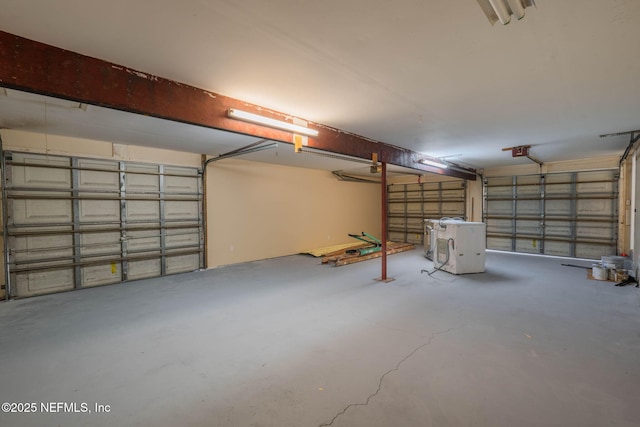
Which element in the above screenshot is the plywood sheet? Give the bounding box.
[301,242,368,258]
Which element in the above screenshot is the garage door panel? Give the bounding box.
[545,220,572,239]
[577,182,614,193]
[80,231,121,256]
[164,175,199,193]
[79,199,120,223]
[127,229,161,252]
[14,199,72,225]
[442,181,464,190]
[486,187,511,198]
[128,200,160,221]
[14,235,73,262]
[15,268,74,297]
[387,191,405,201]
[165,200,198,221]
[515,200,540,215]
[387,181,466,244]
[388,218,405,233]
[389,203,405,214]
[487,237,511,251]
[78,160,119,191]
[485,171,617,258]
[576,244,615,260]
[487,200,511,215]
[576,223,614,240]
[165,229,200,249]
[389,231,405,243]
[577,199,613,216]
[12,153,71,189]
[82,261,122,288]
[515,239,540,254]
[546,200,571,216]
[406,202,421,214]
[127,164,159,192]
[544,241,571,256]
[5,152,203,298]
[516,220,541,236]
[423,205,442,216]
[486,218,511,234]
[166,254,199,275]
[164,166,200,193]
[405,217,423,232]
[401,183,419,192]
[441,189,463,199]
[406,233,423,244]
[128,258,161,280]
[442,202,465,215]
[422,182,439,191]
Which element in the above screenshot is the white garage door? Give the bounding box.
[3,152,203,298]
[484,171,618,259]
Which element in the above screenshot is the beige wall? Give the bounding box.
[206,159,381,267]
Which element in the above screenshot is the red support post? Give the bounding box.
[381,161,388,281]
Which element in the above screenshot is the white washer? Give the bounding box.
[431,220,486,274]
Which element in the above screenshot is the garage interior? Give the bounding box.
[0,1,639,426]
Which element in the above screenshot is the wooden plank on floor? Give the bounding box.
[302,242,368,257]
[325,242,415,266]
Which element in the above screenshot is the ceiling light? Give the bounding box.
[228,108,318,137]
[419,158,449,169]
[476,0,535,25]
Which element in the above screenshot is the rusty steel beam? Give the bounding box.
[0,30,476,180]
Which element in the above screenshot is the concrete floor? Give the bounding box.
[0,249,639,427]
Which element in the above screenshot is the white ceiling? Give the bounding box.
[0,0,639,171]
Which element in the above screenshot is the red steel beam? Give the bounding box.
[0,30,475,180]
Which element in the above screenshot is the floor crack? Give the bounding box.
[318,325,462,427]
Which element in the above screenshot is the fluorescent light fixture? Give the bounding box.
[228,108,319,137]
[476,0,535,25]
[419,158,449,169]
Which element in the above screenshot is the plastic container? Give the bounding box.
[602,256,625,270]
[592,264,608,281]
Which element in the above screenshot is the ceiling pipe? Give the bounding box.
[526,154,543,166]
[203,140,277,169]
[602,130,640,168]
[331,170,380,184]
